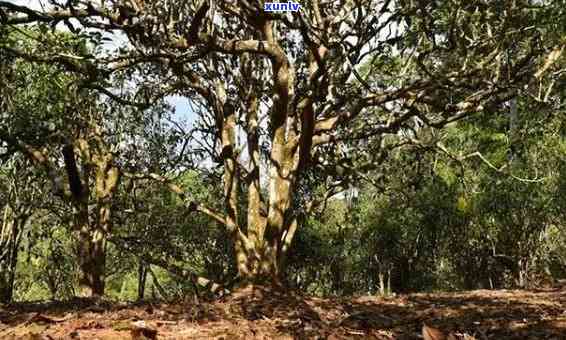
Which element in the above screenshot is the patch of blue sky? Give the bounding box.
[167,95,197,126]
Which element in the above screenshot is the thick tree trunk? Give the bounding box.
[74,207,113,297]
[76,225,106,296]
[215,20,308,289]
[214,81,285,288]
[234,239,282,287]
[72,150,119,297]
[232,216,299,288]
[70,178,105,297]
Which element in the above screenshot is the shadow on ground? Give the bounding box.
[0,287,565,339]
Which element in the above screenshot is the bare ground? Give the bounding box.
[1,286,565,339]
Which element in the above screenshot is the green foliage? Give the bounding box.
[286,92,566,295]
[14,225,76,301]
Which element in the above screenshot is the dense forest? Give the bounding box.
[1,0,566,339]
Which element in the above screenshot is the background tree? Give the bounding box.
[0,157,45,302]
[0,27,183,296]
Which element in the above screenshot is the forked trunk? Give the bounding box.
[235,244,281,287]
[233,220,294,288]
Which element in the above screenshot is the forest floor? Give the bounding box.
[0,285,565,339]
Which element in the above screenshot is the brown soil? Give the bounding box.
[1,286,565,339]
